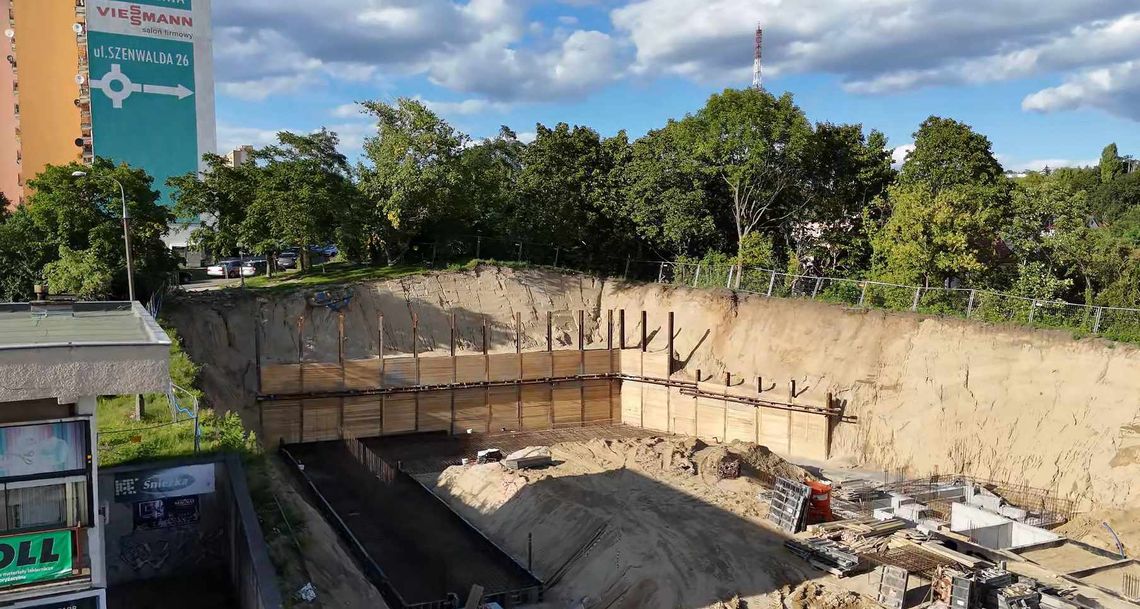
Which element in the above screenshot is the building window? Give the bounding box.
[0,477,90,533]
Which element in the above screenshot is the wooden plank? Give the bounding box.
[726,403,757,444]
[488,386,520,431]
[759,407,791,453]
[302,398,340,442]
[609,379,621,424]
[302,363,343,392]
[619,349,642,376]
[418,356,454,385]
[670,387,696,436]
[642,384,669,432]
[342,396,382,438]
[552,382,582,427]
[261,401,301,445]
[520,385,552,431]
[382,357,417,387]
[454,355,488,383]
[790,412,829,461]
[583,350,612,375]
[382,394,416,434]
[552,351,581,377]
[452,388,488,433]
[343,359,381,390]
[521,352,553,380]
[261,364,301,394]
[583,380,611,424]
[642,352,670,379]
[418,393,452,432]
[488,353,521,382]
[620,379,642,426]
[696,396,726,442]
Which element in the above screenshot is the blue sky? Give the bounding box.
[211,0,1140,171]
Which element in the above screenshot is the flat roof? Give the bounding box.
[0,302,171,349]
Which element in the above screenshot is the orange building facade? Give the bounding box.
[1,0,89,209]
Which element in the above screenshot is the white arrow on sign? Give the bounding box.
[90,64,194,108]
[142,83,194,100]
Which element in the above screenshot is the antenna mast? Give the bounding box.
[752,24,764,90]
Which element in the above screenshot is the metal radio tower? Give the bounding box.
[752,24,764,90]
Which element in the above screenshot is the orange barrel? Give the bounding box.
[806,480,833,523]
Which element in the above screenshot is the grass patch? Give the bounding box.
[241,261,435,292]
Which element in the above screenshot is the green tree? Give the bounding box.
[1090,170,1140,226]
[169,152,259,260]
[21,158,177,299]
[454,127,526,241]
[676,88,813,262]
[358,98,465,264]
[1100,143,1124,183]
[870,117,1011,287]
[43,245,115,299]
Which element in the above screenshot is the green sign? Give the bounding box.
[0,530,73,588]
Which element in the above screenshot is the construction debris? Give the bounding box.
[785,538,861,576]
[502,446,552,470]
[716,455,742,480]
[476,448,503,464]
[769,477,812,533]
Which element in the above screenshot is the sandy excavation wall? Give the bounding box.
[166,266,1140,507]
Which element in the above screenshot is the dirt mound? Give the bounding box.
[772,582,877,609]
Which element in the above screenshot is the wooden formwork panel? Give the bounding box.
[303,363,343,393]
[609,379,622,424]
[452,388,488,433]
[726,403,757,444]
[382,357,417,387]
[642,352,670,379]
[488,353,521,382]
[790,412,829,461]
[302,398,341,442]
[261,401,301,445]
[759,407,791,453]
[520,352,553,380]
[583,380,612,423]
[418,357,454,385]
[342,396,382,438]
[343,359,381,390]
[669,387,696,436]
[697,381,727,395]
[520,385,552,430]
[725,381,757,399]
[454,355,488,383]
[552,382,582,427]
[552,351,582,377]
[261,364,301,394]
[419,393,452,432]
[618,349,642,376]
[383,394,416,434]
[696,397,726,442]
[620,380,642,426]
[641,384,670,432]
[583,350,612,375]
[488,386,520,431]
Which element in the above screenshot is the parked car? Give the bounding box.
[276,251,298,269]
[206,259,242,278]
[240,258,267,277]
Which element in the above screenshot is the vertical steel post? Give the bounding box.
[912,287,921,312]
[619,310,626,349]
[966,290,976,318]
[789,379,796,400]
[253,302,263,396]
[657,262,665,284]
[546,311,553,351]
[1094,307,1104,333]
[640,311,647,352]
[481,316,488,355]
[516,312,522,354]
[858,282,868,307]
[757,376,762,393]
[578,310,585,351]
[812,277,822,298]
[607,310,613,351]
[766,271,776,297]
[450,312,456,357]
[666,312,674,377]
[692,264,702,288]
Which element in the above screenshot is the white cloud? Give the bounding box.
[421,98,512,116]
[1022,60,1140,121]
[609,1,1140,120]
[891,144,914,168]
[331,103,364,119]
[558,15,579,25]
[216,124,282,153]
[517,131,537,144]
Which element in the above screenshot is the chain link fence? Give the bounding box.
[353,235,1140,343]
[657,261,1140,341]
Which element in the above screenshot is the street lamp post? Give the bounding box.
[72,171,134,301]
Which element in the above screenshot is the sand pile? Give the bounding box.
[425,436,820,608]
[772,582,877,609]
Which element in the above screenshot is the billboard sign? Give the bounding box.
[23,594,99,609]
[0,422,87,479]
[113,463,214,502]
[133,495,200,530]
[86,0,215,205]
[0,530,74,588]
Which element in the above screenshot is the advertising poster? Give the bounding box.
[133,495,200,530]
[0,422,87,479]
[113,463,214,503]
[24,593,99,609]
[85,0,215,204]
[0,530,74,588]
